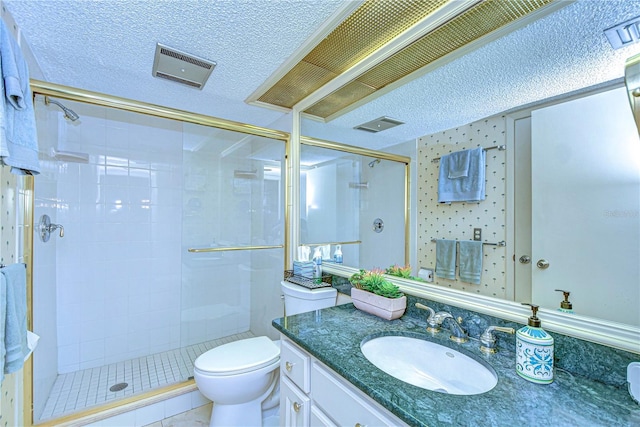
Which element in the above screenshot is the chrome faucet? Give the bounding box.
[414,303,439,332]
[435,312,468,343]
[479,326,515,354]
[415,304,468,343]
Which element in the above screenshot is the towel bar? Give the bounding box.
[431,145,506,163]
[430,238,505,247]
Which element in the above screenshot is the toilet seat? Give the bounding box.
[194,336,280,376]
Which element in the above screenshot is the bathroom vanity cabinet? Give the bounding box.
[279,338,406,427]
[273,303,639,427]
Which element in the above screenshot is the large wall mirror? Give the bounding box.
[294,1,640,352]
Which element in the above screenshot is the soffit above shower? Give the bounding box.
[247,0,559,121]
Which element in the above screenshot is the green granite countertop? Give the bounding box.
[272,303,640,427]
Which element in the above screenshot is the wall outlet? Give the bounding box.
[418,267,434,282]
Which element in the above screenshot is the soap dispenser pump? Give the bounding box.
[516,303,554,384]
[555,289,573,313]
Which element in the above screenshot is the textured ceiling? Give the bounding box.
[4,0,640,151]
[2,0,344,128]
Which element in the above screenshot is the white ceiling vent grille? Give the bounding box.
[152,43,216,90]
[604,16,640,50]
[354,116,404,133]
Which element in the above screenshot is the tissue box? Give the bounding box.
[293,261,315,278]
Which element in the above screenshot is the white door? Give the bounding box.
[513,116,533,303]
[530,87,640,325]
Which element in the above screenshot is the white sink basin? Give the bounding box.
[360,336,497,395]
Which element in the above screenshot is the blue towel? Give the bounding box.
[459,241,483,285]
[1,263,28,377]
[0,21,40,175]
[447,149,470,179]
[438,147,485,203]
[435,239,456,280]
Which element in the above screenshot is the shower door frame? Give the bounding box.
[26,79,291,426]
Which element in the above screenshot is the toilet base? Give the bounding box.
[210,398,263,427]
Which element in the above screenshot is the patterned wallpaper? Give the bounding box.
[417,115,508,299]
[0,166,19,427]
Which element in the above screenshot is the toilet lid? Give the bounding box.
[194,336,280,375]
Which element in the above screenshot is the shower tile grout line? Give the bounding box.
[38,331,256,422]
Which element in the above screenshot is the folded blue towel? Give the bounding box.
[0,21,40,175]
[447,149,470,179]
[435,239,456,280]
[438,147,485,203]
[459,241,483,285]
[2,263,28,377]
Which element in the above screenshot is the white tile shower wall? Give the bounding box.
[359,158,406,270]
[49,105,184,373]
[417,116,507,299]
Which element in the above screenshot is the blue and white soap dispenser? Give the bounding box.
[555,289,573,314]
[516,303,554,384]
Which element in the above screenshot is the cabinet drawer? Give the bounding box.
[311,362,405,427]
[281,339,311,393]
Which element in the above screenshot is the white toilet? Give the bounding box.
[194,281,337,427]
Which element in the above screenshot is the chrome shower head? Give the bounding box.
[45,97,79,121]
[368,159,381,168]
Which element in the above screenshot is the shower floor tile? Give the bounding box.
[38,331,256,423]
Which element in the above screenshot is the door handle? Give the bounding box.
[536,259,550,269]
[519,255,531,264]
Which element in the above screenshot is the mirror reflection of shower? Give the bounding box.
[368,158,381,168]
[44,96,80,121]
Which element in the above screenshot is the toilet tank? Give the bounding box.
[281,281,337,316]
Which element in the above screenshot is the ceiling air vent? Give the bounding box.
[152,43,216,90]
[354,116,404,133]
[604,16,640,50]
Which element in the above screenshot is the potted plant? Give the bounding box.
[349,269,407,320]
[385,264,425,282]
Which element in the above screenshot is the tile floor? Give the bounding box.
[39,331,256,422]
[142,403,280,427]
[143,403,212,427]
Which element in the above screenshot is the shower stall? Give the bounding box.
[29,92,286,423]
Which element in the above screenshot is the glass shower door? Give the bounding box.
[180,126,286,350]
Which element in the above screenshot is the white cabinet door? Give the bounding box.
[280,376,310,427]
[530,87,640,325]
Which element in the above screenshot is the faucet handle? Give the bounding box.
[415,303,439,332]
[480,326,515,354]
